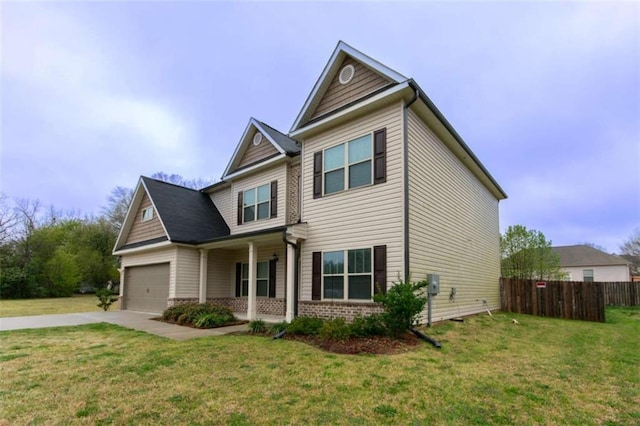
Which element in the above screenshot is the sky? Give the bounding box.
[1,1,639,254]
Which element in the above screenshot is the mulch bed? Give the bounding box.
[151,317,248,329]
[282,332,423,355]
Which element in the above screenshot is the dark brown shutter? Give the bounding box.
[374,128,387,184]
[312,251,322,300]
[313,151,323,199]
[268,259,277,298]
[237,191,243,225]
[235,263,242,297]
[270,180,278,218]
[374,245,387,295]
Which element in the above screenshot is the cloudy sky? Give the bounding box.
[2,1,638,253]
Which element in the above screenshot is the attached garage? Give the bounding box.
[124,263,170,313]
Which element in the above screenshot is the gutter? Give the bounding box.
[282,230,300,317]
[403,88,419,282]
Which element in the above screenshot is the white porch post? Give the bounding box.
[285,242,296,322]
[198,249,208,303]
[247,242,257,320]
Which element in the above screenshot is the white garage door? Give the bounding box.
[124,263,170,313]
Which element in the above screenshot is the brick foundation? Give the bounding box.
[208,297,285,316]
[298,300,384,321]
[167,298,199,307]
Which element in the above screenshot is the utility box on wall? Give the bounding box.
[427,274,440,295]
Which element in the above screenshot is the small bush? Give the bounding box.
[248,319,267,334]
[319,317,352,341]
[269,321,288,334]
[194,312,235,328]
[374,276,428,337]
[95,288,118,312]
[162,303,235,328]
[350,313,386,337]
[287,316,324,336]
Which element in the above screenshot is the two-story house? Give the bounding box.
[113,41,507,323]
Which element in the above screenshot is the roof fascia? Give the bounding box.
[223,153,287,180]
[113,239,173,256]
[290,41,407,133]
[222,118,286,179]
[290,82,410,138]
[113,178,145,251]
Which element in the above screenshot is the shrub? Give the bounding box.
[95,288,118,311]
[350,313,386,337]
[161,303,235,328]
[194,312,235,328]
[162,303,192,322]
[287,316,324,336]
[269,321,288,334]
[248,319,267,334]
[319,317,352,341]
[374,277,428,337]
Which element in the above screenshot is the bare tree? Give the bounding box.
[0,193,18,243]
[151,172,213,190]
[102,186,134,234]
[619,228,640,256]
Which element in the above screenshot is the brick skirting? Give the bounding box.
[298,300,384,321]
[208,297,285,316]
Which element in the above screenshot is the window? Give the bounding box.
[322,248,372,300]
[323,134,372,195]
[313,128,386,199]
[243,184,270,223]
[240,262,269,297]
[583,269,594,282]
[141,207,153,222]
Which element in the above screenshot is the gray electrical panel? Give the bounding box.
[427,274,440,295]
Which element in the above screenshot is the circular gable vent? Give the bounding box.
[253,132,263,146]
[339,64,355,85]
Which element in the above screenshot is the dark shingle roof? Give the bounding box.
[551,245,630,267]
[142,177,230,244]
[256,120,300,155]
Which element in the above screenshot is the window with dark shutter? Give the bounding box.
[237,192,243,225]
[270,181,278,218]
[313,151,323,199]
[374,128,387,184]
[312,251,322,300]
[374,245,387,295]
[268,259,277,298]
[235,263,242,297]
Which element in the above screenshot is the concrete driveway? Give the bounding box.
[0,311,249,341]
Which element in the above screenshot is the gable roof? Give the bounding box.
[290,41,407,133]
[222,118,300,179]
[551,245,630,267]
[114,177,230,252]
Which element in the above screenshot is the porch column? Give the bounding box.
[247,242,257,320]
[198,249,208,303]
[285,242,296,322]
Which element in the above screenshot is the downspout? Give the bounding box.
[282,230,299,317]
[403,86,420,282]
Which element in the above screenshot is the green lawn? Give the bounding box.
[0,295,119,318]
[1,307,638,424]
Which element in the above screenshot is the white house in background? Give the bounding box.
[551,245,631,282]
[113,41,507,323]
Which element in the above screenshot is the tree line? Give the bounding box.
[0,173,211,299]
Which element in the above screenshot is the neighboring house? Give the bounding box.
[113,41,507,323]
[619,255,640,282]
[551,245,631,282]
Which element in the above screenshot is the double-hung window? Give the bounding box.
[323,134,372,195]
[243,184,270,222]
[322,248,372,300]
[583,269,594,282]
[240,261,269,297]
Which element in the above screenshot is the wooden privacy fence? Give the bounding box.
[602,281,640,306]
[500,278,605,322]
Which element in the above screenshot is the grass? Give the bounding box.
[0,307,638,425]
[0,295,120,318]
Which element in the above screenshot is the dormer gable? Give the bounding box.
[223,118,300,180]
[290,41,407,133]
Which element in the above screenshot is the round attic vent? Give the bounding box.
[339,64,355,85]
[253,132,263,146]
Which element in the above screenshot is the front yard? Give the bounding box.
[1,307,638,424]
[0,295,119,318]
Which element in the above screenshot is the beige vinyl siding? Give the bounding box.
[209,186,233,231]
[174,247,201,298]
[561,265,630,282]
[407,109,501,322]
[231,243,287,298]
[229,164,287,234]
[236,130,279,169]
[121,248,177,298]
[207,249,235,298]
[124,192,166,245]
[300,102,405,301]
[310,56,392,121]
